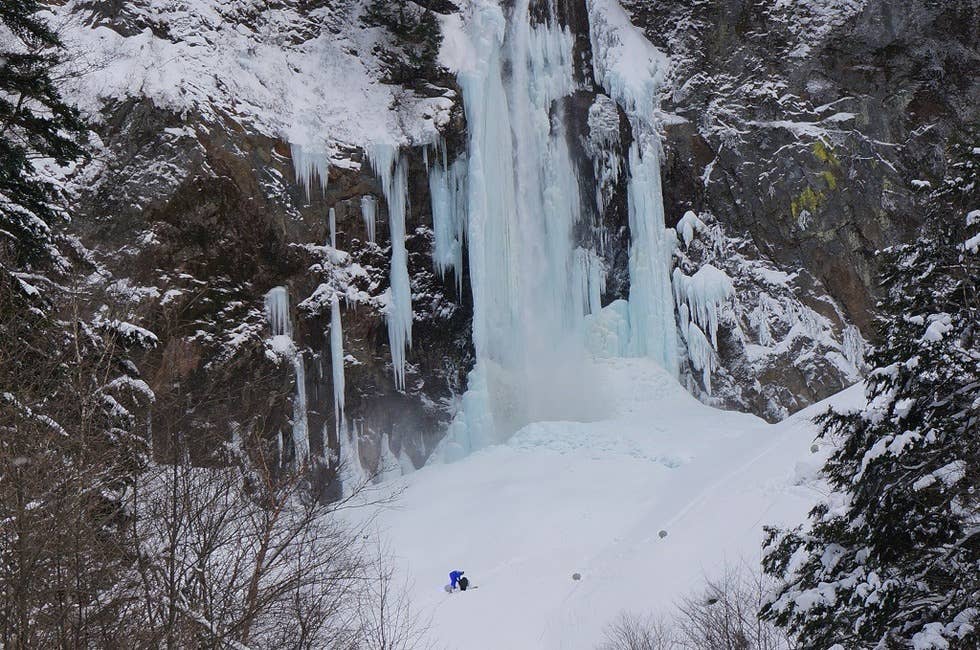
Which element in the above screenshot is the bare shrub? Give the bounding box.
[600,612,675,650]
[357,542,431,650]
[674,564,794,650]
[598,563,795,650]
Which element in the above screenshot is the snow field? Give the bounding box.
[356,359,864,649]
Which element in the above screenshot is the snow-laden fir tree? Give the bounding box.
[761,146,979,649]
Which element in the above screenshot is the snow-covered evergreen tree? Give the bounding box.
[0,0,87,291]
[761,146,980,648]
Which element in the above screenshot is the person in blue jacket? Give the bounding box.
[449,570,468,591]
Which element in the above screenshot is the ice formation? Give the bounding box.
[339,420,367,497]
[367,144,414,391]
[625,139,680,372]
[433,0,620,460]
[328,207,337,248]
[672,264,734,349]
[585,94,622,220]
[290,143,329,199]
[586,0,679,373]
[263,286,310,463]
[673,265,734,394]
[264,285,292,338]
[428,140,467,293]
[361,195,377,244]
[676,210,706,248]
[330,295,346,431]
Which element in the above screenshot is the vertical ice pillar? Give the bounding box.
[330,295,346,431]
[625,137,679,375]
[329,207,337,248]
[263,286,310,464]
[367,145,414,391]
[428,141,467,294]
[586,0,680,375]
[361,195,377,244]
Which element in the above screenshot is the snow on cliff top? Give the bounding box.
[52,0,453,159]
[358,358,865,649]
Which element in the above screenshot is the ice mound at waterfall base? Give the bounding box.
[357,359,865,650]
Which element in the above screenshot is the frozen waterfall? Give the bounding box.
[434,0,617,460]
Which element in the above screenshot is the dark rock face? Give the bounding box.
[613,0,978,416]
[60,0,978,481]
[624,0,978,328]
[74,93,472,490]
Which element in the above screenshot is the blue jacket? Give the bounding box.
[449,570,464,588]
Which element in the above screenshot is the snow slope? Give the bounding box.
[360,358,864,649]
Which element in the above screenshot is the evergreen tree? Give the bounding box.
[761,146,980,648]
[0,0,87,288]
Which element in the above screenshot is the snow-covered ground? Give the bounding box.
[359,358,864,649]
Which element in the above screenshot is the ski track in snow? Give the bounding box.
[353,359,864,649]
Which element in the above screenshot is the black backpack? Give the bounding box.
[458,576,469,591]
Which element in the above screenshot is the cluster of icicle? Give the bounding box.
[672,212,734,395]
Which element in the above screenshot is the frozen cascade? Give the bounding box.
[428,140,467,293]
[330,295,346,431]
[290,143,330,199]
[329,207,337,248]
[625,138,679,372]
[434,0,610,460]
[586,0,679,373]
[361,195,377,244]
[367,144,413,391]
[263,287,310,463]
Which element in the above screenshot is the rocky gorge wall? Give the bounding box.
[54,0,978,486]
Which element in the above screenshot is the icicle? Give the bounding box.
[367,144,413,391]
[685,321,714,394]
[290,143,330,199]
[330,295,346,430]
[291,354,310,462]
[378,433,402,482]
[329,207,337,248]
[263,286,309,464]
[361,195,377,244]
[428,140,467,293]
[264,286,292,337]
[843,324,866,370]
